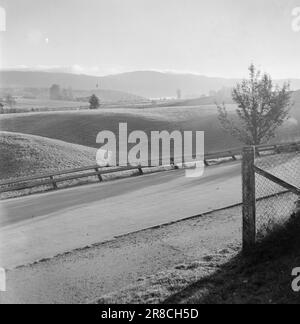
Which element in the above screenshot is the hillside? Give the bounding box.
[0,108,241,153]
[1,102,300,156]
[2,70,300,99]
[0,132,96,181]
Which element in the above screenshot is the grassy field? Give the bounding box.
[0,132,96,181]
[0,105,300,155]
[2,98,88,112]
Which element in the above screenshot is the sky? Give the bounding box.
[0,0,300,78]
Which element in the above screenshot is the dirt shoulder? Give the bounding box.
[0,205,242,304]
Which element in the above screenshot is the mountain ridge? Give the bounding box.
[1,70,300,99]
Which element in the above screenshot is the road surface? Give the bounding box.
[0,161,242,269]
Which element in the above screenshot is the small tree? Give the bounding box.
[89,94,100,109]
[217,64,292,145]
[49,84,61,100]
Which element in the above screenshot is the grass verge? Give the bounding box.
[164,214,300,304]
[92,214,300,304]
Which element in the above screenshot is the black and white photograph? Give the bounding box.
[0,0,300,307]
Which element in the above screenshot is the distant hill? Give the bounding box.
[163,89,300,108]
[0,70,239,98]
[160,95,234,107]
[0,71,146,103]
[99,71,240,98]
[2,70,300,99]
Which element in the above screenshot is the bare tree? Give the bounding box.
[217,64,292,145]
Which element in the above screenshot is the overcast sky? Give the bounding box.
[0,0,300,78]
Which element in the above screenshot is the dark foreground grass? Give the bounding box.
[165,215,300,304]
[92,213,300,305]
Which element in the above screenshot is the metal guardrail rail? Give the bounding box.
[1,141,300,194]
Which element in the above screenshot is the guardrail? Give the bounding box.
[0,165,143,194]
[1,141,300,195]
[204,141,300,164]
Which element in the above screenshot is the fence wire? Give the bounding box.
[254,151,300,239]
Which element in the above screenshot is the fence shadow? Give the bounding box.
[163,215,300,304]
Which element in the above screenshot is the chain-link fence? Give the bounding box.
[242,144,300,251]
[255,151,300,238]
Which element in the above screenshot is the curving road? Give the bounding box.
[0,161,242,269]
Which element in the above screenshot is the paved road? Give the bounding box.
[0,161,242,269]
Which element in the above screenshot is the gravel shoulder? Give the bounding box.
[0,205,242,304]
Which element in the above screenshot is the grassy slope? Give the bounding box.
[169,216,300,304]
[94,215,300,305]
[0,131,96,181]
[0,106,241,153]
[1,88,300,156]
[1,104,300,154]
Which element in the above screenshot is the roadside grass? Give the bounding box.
[92,214,300,305]
[91,246,240,304]
[164,214,300,304]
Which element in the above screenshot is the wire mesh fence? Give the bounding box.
[255,151,300,239]
[242,144,300,250]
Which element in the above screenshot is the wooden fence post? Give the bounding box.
[95,167,103,182]
[138,165,144,175]
[170,158,179,170]
[50,176,58,190]
[230,152,237,161]
[242,146,256,252]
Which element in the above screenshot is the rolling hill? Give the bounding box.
[0,107,240,155]
[0,132,96,181]
[2,70,300,99]
[1,102,300,157]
